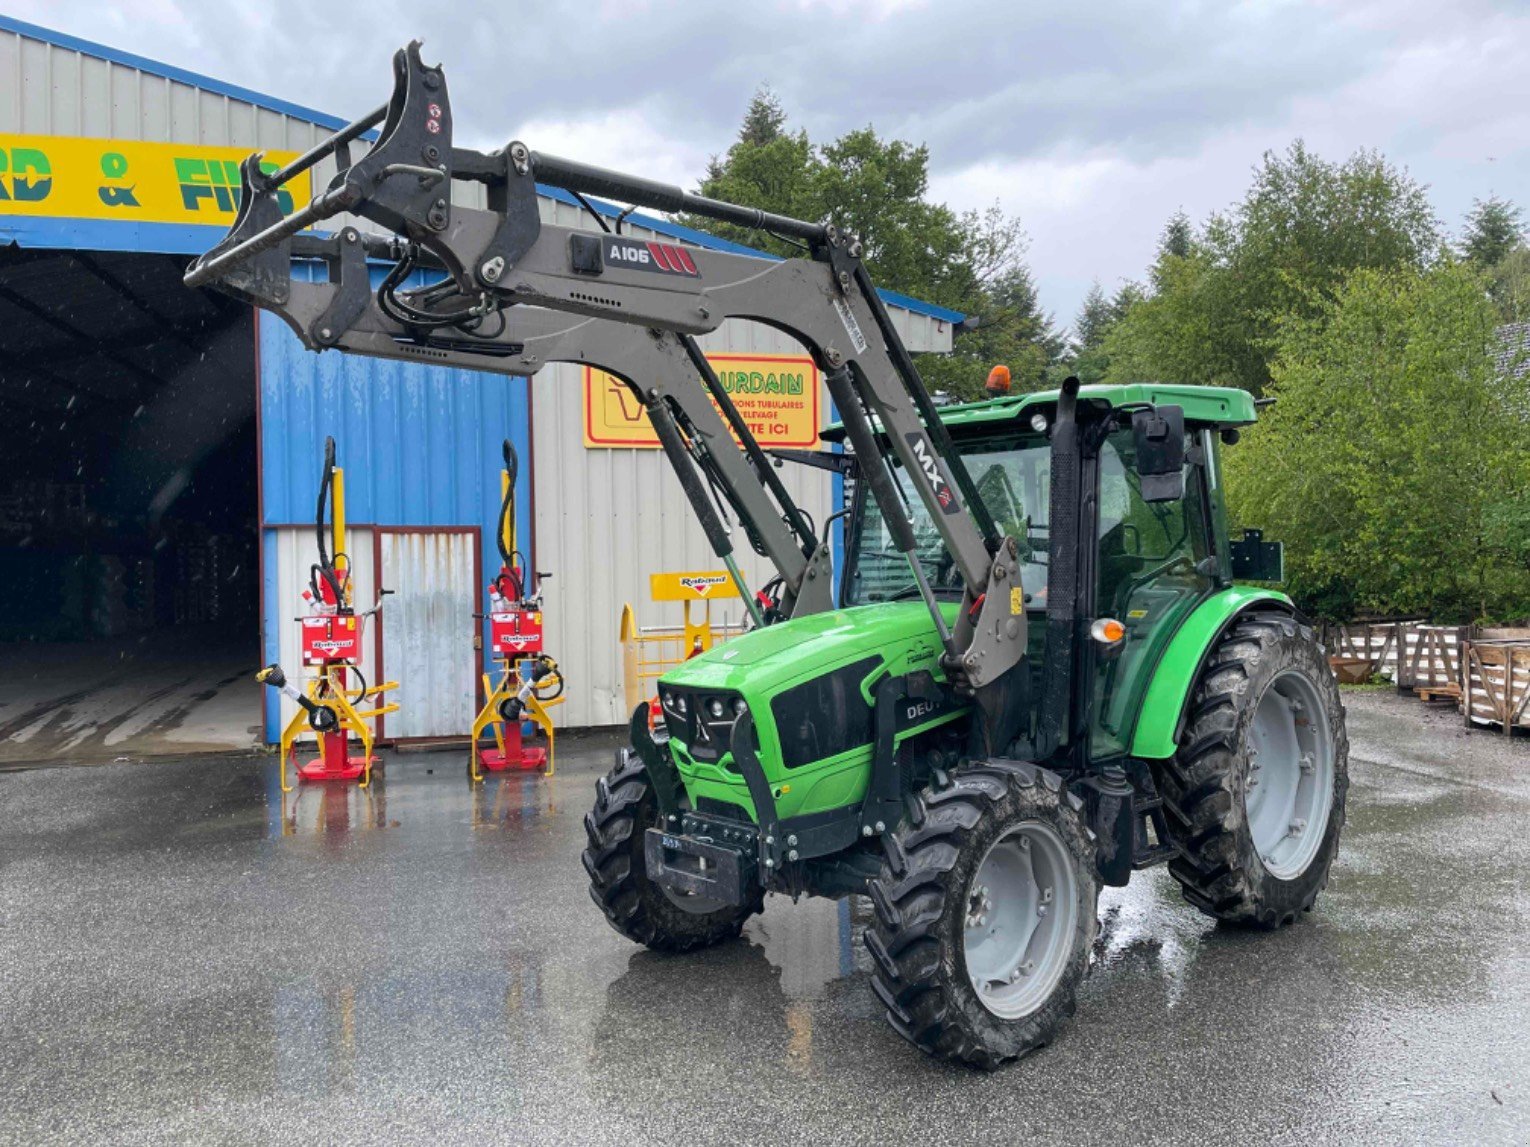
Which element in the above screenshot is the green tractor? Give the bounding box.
[584,381,1348,1067]
[182,43,1348,1070]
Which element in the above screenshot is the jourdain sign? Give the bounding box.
[583,353,821,449]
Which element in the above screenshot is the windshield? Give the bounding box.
[844,437,1052,606]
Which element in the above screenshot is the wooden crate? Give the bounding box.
[1463,641,1530,735]
[1323,620,1468,692]
[1401,625,1470,694]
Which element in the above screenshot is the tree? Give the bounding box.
[1487,246,1530,323]
[737,85,788,147]
[1074,281,1114,350]
[1461,195,1525,267]
[686,94,1061,400]
[1061,279,1137,384]
[1159,209,1192,260]
[1224,261,1530,623]
[1105,141,1440,393]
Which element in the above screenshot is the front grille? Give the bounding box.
[658,686,748,765]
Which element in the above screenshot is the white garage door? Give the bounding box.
[377,529,479,740]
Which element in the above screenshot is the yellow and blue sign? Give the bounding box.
[0,133,309,255]
[0,134,308,225]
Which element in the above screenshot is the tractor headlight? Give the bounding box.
[661,688,746,763]
[1029,412,1049,434]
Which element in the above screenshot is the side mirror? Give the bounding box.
[1131,405,1185,503]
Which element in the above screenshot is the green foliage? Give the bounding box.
[684,92,1061,402]
[1062,279,1142,384]
[1461,195,1525,267]
[1157,209,1193,264]
[1225,261,1530,624]
[1074,281,1114,350]
[1106,141,1441,394]
[737,85,789,147]
[1487,246,1530,323]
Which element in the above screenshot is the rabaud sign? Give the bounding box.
[0,134,309,225]
[583,353,821,450]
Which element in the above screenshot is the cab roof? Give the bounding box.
[821,382,1257,442]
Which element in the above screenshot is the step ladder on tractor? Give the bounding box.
[471,441,563,780]
[256,437,400,791]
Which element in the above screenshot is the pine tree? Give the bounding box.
[737,86,788,147]
[1461,195,1525,267]
[1074,281,1114,350]
[1160,210,1192,259]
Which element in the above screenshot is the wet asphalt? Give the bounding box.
[1,691,1526,1145]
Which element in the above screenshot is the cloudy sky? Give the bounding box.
[14,0,1530,331]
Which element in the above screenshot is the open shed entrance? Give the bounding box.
[0,248,260,764]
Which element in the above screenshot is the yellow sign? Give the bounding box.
[583,353,821,449]
[648,571,743,602]
[0,134,309,226]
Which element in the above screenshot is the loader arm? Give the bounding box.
[184,41,1026,702]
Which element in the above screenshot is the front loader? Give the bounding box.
[186,43,1349,1069]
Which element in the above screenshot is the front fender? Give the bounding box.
[1128,586,1293,760]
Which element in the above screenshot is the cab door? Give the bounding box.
[1090,429,1217,758]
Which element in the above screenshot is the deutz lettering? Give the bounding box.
[603,237,700,277]
[906,433,958,513]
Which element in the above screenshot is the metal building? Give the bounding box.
[0,15,961,759]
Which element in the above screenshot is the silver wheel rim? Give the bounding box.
[1247,669,1335,879]
[963,820,1078,1020]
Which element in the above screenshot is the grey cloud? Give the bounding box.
[21,1,1412,167]
[12,0,1530,322]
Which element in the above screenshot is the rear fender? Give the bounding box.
[1128,587,1294,760]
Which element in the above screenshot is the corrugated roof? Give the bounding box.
[1,16,965,325]
[1496,322,1530,379]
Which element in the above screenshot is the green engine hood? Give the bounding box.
[657,601,968,823]
[660,600,957,694]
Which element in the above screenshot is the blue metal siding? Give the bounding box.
[258,309,533,542]
[258,313,533,742]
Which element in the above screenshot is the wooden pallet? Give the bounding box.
[1415,683,1461,703]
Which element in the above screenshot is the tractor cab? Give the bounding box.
[837,382,1261,764]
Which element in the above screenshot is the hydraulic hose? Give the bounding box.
[313,436,344,606]
[497,439,517,568]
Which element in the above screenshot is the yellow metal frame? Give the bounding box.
[470,658,564,781]
[275,666,400,793]
[619,597,749,716]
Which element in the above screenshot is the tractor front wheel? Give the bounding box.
[583,748,762,952]
[864,761,1099,1069]
[1155,610,1349,928]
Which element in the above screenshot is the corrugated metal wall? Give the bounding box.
[377,530,479,740]
[0,26,330,147]
[532,318,836,728]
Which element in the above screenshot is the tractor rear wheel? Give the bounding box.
[583,748,762,952]
[1155,610,1349,928]
[864,761,1098,1069]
